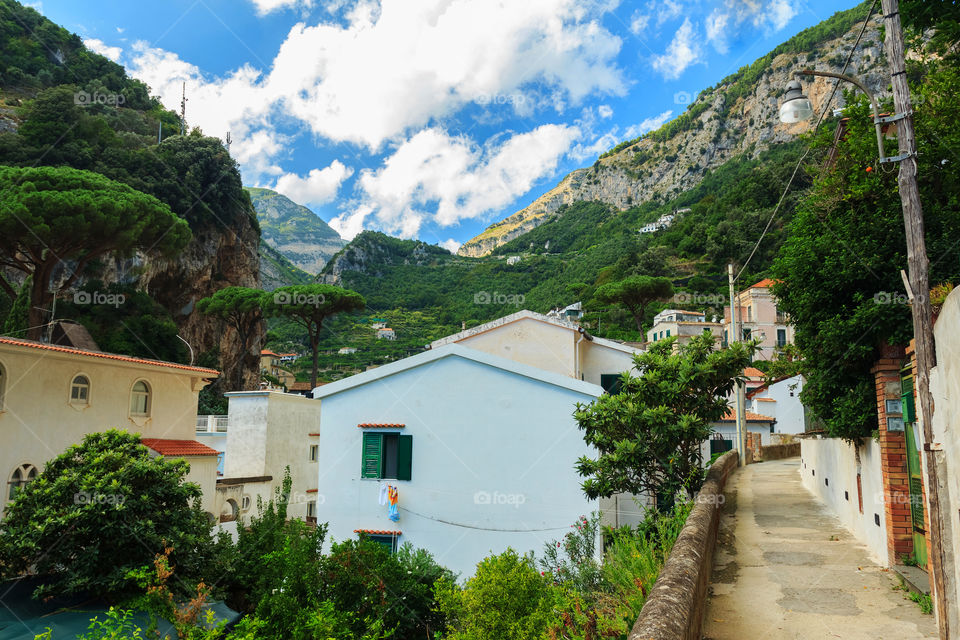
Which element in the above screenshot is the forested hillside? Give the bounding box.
[0,0,262,394]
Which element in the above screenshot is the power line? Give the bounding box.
[735,0,880,283]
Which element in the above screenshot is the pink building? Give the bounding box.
[723,279,794,361]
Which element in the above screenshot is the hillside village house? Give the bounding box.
[645,309,723,346]
[260,349,296,389]
[429,309,640,392]
[0,336,220,517]
[311,344,605,577]
[723,278,794,360]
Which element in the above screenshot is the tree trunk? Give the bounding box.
[27,264,50,341]
[310,334,320,389]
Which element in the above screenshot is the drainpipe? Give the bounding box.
[574,331,585,380]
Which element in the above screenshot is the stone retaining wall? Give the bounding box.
[759,442,800,460]
[628,450,739,640]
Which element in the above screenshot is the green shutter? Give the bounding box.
[397,435,413,481]
[361,433,382,479]
[901,372,916,424]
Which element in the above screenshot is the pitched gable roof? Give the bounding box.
[142,438,219,456]
[312,343,604,400]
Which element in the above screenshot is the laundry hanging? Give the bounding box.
[387,485,399,522]
[378,483,388,506]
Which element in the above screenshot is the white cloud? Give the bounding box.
[83,38,122,62]
[765,0,798,31]
[630,11,650,35]
[705,10,730,54]
[655,0,684,26]
[652,18,702,80]
[597,104,614,119]
[274,161,354,206]
[440,238,462,253]
[248,0,314,15]
[331,124,580,239]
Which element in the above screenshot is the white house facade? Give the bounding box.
[312,344,604,578]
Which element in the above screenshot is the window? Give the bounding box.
[130,380,151,416]
[776,328,787,348]
[307,500,317,518]
[665,330,671,337]
[600,374,623,395]
[0,361,5,410]
[241,495,251,511]
[70,375,90,404]
[361,432,412,480]
[309,444,319,462]
[8,464,37,501]
[366,533,399,553]
[747,306,753,322]
[742,328,751,341]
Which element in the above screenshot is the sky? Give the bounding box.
[32,0,860,251]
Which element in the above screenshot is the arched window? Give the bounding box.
[70,375,90,405]
[220,499,239,522]
[8,464,37,501]
[0,361,6,410]
[241,495,251,511]
[130,380,151,417]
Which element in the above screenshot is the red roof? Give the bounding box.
[354,529,402,535]
[749,278,778,289]
[0,336,219,375]
[743,367,766,378]
[261,349,279,356]
[357,423,405,429]
[142,438,220,456]
[717,409,776,423]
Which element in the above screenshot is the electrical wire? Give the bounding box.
[398,506,571,532]
[735,0,880,283]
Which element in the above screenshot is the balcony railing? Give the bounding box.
[196,415,229,433]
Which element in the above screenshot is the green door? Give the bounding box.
[901,368,928,568]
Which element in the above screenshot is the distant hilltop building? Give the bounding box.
[646,309,722,346]
[376,328,397,340]
[506,256,521,266]
[338,347,358,355]
[547,301,583,323]
[638,208,689,234]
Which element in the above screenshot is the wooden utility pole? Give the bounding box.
[880,1,954,635]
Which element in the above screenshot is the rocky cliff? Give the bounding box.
[459,6,886,257]
[246,187,346,275]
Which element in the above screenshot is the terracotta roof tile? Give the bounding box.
[354,529,402,535]
[749,278,778,289]
[743,367,766,378]
[0,336,219,375]
[140,438,220,457]
[142,438,220,456]
[357,423,405,429]
[717,409,776,423]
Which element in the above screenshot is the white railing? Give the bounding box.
[196,415,229,433]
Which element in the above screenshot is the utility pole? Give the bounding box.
[880,1,954,635]
[728,264,746,466]
[179,81,188,136]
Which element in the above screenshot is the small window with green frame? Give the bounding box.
[361,432,412,480]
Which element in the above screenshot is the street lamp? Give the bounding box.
[779,69,907,164]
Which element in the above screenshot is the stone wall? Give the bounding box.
[628,450,739,640]
[760,442,800,460]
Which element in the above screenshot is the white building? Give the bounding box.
[312,344,604,577]
[646,309,723,346]
[376,328,397,340]
[0,336,220,517]
[746,374,807,435]
[429,310,640,392]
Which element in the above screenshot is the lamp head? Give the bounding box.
[779,80,814,123]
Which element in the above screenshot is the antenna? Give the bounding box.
[157,121,162,144]
[225,131,232,151]
[179,81,188,135]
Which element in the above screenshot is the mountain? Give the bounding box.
[459,1,884,257]
[259,241,314,291]
[0,0,263,393]
[246,187,346,275]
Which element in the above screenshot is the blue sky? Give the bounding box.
[33,0,860,251]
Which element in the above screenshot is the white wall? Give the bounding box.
[224,391,322,521]
[931,287,960,624]
[749,375,806,435]
[316,353,602,578]
[800,437,887,565]
[579,340,638,387]
[456,317,577,379]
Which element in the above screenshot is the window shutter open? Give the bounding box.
[361,433,382,478]
[397,434,413,481]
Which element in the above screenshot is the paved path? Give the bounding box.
[702,458,936,639]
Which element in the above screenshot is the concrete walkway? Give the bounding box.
[702,458,936,639]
